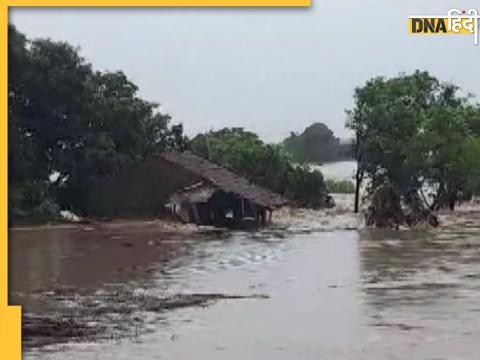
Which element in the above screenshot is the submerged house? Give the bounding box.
[162,152,288,227]
[86,151,287,228]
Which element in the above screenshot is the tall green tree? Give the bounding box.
[8,25,184,219]
[348,70,480,223]
[414,104,480,209]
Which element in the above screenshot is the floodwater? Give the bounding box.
[312,160,357,181]
[8,161,480,360]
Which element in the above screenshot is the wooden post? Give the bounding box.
[260,209,266,226]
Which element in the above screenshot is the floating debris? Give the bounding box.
[22,289,269,349]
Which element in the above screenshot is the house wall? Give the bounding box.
[168,190,265,227]
[85,157,202,218]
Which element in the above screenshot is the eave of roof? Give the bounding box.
[161,151,288,209]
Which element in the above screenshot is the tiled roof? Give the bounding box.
[161,152,288,209]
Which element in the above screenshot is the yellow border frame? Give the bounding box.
[0,1,310,359]
[0,4,20,359]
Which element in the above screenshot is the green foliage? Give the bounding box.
[282,122,353,163]
[348,70,480,215]
[189,128,331,208]
[9,180,60,224]
[286,166,332,208]
[458,137,480,196]
[325,179,355,194]
[8,25,185,219]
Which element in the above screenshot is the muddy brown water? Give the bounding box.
[9,209,480,360]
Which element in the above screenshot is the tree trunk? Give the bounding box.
[431,182,445,211]
[354,167,361,213]
[354,132,362,214]
[448,194,456,211]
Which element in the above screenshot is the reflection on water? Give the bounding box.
[9,222,198,311]
[9,207,480,360]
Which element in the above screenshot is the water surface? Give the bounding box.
[9,212,480,360]
[10,161,480,360]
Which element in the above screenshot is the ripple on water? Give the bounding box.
[11,199,480,360]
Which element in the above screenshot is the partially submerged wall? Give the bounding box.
[85,157,202,218]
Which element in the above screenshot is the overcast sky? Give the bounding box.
[9,1,480,142]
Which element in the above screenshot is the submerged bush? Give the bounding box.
[286,166,333,208]
[9,181,61,225]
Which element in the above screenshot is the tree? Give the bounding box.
[282,122,352,163]
[347,70,480,225]
[189,128,331,208]
[8,25,184,219]
[413,104,479,210]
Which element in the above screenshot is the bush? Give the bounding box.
[286,166,332,208]
[9,181,60,225]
